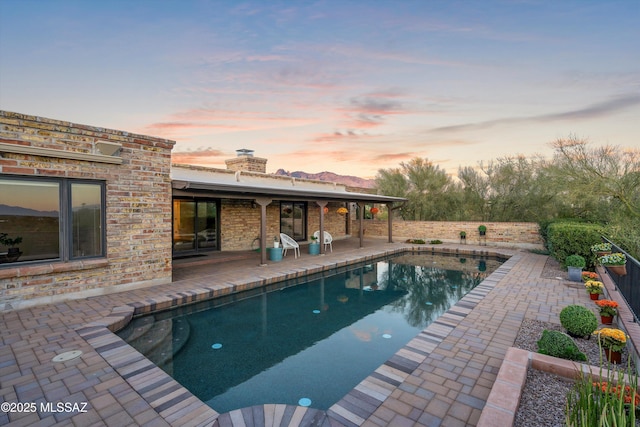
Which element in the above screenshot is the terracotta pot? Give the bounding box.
[607,265,627,276]
[596,251,611,257]
[589,293,600,301]
[601,315,613,325]
[604,348,622,364]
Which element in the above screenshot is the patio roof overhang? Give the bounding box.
[171,179,406,204]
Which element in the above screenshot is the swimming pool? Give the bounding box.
[118,252,503,413]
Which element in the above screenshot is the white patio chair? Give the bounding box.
[279,233,300,258]
[313,230,333,252]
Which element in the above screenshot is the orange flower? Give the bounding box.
[594,300,618,309]
[594,299,619,316]
[593,381,640,407]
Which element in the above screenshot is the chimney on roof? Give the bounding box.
[225,148,267,173]
[236,148,254,157]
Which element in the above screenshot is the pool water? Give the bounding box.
[118,253,503,413]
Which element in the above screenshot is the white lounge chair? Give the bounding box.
[279,233,300,258]
[313,230,333,252]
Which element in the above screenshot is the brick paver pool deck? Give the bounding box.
[0,238,627,426]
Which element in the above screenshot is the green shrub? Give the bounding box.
[559,305,598,338]
[546,222,604,267]
[406,239,426,244]
[430,239,443,244]
[565,254,586,268]
[536,330,587,361]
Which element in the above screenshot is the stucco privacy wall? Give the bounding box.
[356,219,543,248]
[0,111,175,310]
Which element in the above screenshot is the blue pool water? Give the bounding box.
[118,253,503,413]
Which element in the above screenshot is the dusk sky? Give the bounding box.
[1,0,638,178]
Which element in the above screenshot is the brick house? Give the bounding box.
[0,111,404,310]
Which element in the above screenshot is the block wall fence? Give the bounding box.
[353,219,543,248]
[0,111,175,310]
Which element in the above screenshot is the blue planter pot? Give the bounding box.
[308,243,320,255]
[267,247,283,262]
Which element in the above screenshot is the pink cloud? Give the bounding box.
[171,148,227,167]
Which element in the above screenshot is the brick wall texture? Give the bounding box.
[352,219,543,247]
[221,201,349,251]
[0,111,175,308]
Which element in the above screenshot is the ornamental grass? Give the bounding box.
[565,337,638,426]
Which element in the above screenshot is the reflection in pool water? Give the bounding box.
[118,253,503,413]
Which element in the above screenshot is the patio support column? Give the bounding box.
[387,202,394,243]
[255,197,272,265]
[358,201,364,248]
[316,200,328,255]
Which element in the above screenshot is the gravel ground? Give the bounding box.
[512,257,636,426]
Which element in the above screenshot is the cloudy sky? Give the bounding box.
[1,0,638,178]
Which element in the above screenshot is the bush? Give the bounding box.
[565,254,586,268]
[430,239,443,244]
[536,329,587,361]
[406,239,426,244]
[559,305,598,338]
[546,222,604,267]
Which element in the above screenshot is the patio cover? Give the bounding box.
[171,166,406,264]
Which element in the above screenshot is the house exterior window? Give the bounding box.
[0,177,105,265]
[280,202,306,241]
[172,198,219,254]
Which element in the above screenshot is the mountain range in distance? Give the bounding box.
[274,169,375,189]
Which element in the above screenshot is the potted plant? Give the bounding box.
[309,235,320,255]
[459,231,466,243]
[478,225,487,236]
[273,236,280,248]
[594,299,618,325]
[0,233,22,262]
[565,254,586,282]
[584,280,604,300]
[598,252,627,276]
[593,327,627,363]
[590,242,612,257]
[581,271,598,282]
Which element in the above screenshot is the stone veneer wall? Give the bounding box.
[353,219,543,248]
[0,111,175,310]
[221,200,349,251]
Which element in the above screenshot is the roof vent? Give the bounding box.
[236,149,254,157]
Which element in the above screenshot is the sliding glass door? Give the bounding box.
[173,199,219,255]
[280,202,306,241]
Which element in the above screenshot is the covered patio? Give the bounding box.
[172,165,406,265]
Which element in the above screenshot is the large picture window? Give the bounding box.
[0,177,105,265]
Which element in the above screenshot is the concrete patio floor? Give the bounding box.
[0,237,618,426]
